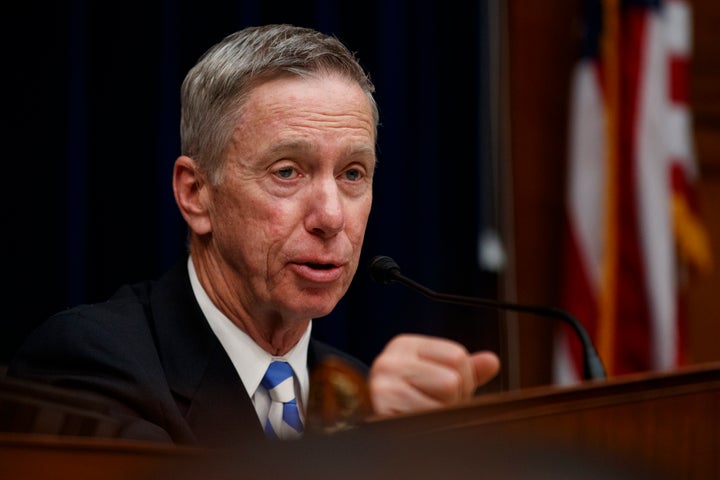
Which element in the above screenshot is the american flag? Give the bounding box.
[555,0,713,384]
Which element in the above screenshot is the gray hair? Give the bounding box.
[180,24,379,184]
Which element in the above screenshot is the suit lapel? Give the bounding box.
[184,343,265,446]
[149,259,264,446]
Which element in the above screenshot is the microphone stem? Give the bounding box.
[392,272,606,381]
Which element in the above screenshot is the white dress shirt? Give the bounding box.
[187,257,311,428]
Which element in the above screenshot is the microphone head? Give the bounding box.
[368,256,401,284]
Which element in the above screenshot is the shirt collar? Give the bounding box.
[186,257,311,404]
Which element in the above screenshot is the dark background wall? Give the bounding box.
[2,1,503,378]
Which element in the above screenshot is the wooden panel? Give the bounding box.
[0,434,198,480]
[506,0,582,388]
[688,178,720,363]
[684,0,720,364]
[691,0,720,149]
[364,363,720,479]
[5,365,720,479]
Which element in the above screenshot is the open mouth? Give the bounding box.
[306,262,336,270]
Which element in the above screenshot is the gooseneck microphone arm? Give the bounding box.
[368,255,606,381]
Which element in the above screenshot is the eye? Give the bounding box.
[343,168,362,181]
[275,166,298,180]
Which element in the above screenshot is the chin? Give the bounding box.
[286,290,342,319]
[301,301,337,319]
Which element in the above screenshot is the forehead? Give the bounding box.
[238,74,375,137]
[220,75,377,174]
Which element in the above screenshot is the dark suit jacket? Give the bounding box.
[8,258,368,446]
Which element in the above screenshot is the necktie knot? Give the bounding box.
[261,361,303,439]
[262,361,296,403]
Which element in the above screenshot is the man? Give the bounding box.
[9,24,499,445]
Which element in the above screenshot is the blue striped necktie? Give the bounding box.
[261,361,303,440]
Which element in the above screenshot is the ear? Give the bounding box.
[173,155,212,235]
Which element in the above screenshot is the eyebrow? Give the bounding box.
[267,139,314,155]
[268,139,376,158]
[347,143,377,158]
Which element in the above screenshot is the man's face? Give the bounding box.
[205,74,376,324]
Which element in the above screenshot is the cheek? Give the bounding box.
[212,193,279,257]
[263,202,299,238]
[347,198,372,242]
[244,202,303,267]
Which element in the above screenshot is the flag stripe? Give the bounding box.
[669,56,688,103]
[556,0,710,383]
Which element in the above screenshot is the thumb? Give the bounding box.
[469,351,501,388]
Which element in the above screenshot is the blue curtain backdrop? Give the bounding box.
[3,0,502,377]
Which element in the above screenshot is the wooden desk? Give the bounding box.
[3,363,719,479]
[0,433,198,480]
[361,361,720,478]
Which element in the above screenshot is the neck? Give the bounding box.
[188,247,310,355]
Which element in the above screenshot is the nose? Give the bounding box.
[305,177,345,238]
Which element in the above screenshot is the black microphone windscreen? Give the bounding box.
[368,256,401,284]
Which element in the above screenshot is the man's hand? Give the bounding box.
[368,333,500,416]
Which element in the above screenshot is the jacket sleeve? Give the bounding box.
[7,303,192,444]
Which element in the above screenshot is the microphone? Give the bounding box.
[368,255,606,381]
